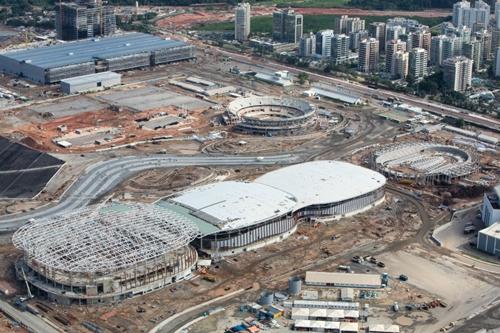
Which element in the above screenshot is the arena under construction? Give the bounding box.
[166,161,386,257]
[12,203,200,305]
[372,142,479,185]
[224,96,316,136]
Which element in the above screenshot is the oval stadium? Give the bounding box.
[12,203,200,305]
[225,96,316,135]
[373,142,478,184]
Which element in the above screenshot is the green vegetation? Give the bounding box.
[259,0,349,8]
[194,14,449,33]
[298,72,309,84]
[348,0,454,10]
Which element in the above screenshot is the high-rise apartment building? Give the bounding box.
[331,34,350,65]
[386,39,407,72]
[349,30,369,51]
[55,0,115,41]
[452,0,490,29]
[334,15,349,34]
[431,35,446,66]
[234,2,251,42]
[272,9,303,43]
[358,38,379,73]
[299,32,316,57]
[386,25,406,44]
[346,17,365,34]
[463,39,482,72]
[409,48,428,79]
[391,51,409,79]
[443,56,473,92]
[495,47,500,77]
[475,29,492,61]
[368,22,386,51]
[315,30,334,58]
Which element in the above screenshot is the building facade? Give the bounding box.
[272,9,303,44]
[55,1,116,41]
[358,38,379,73]
[332,34,350,64]
[391,51,409,79]
[299,32,316,57]
[453,0,490,29]
[368,22,386,51]
[386,39,406,73]
[315,30,334,58]
[443,56,473,92]
[234,2,251,42]
[463,39,482,72]
[409,47,428,79]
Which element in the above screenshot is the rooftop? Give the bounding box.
[305,271,382,287]
[1,33,188,69]
[479,222,500,238]
[60,71,121,85]
[12,202,200,274]
[255,161,386,210]
[169,181,297,231]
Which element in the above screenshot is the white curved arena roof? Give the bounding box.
[255,161,386,210]
[12,203,200,274]
[170,181,297,231]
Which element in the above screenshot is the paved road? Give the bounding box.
[0,299,60,333]
[0,154,298,231]
[215,48,500,132]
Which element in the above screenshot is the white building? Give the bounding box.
[346,17,365,34]
[315,29,334,58]
[443,56,473,92]
[305,271,382,289]
[358,38,379,73]
[60,71,121,94]
[496,1,500,29]
[299,32,316,57]
[453,0,490,29]
[430,35,446,66]
[332,34,350,64]
[482,185,500,227]
[409,47,428,79]
[391,51,409,79]
[386,39,406,73]
[495,47,500,77]
[234,2,251,42]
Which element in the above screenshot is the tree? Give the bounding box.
[298,72,309,85]
[456,117,465,128]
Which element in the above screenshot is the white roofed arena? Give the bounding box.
[167,161,386,257]
[225,96,316,135]
[12,203,199,305]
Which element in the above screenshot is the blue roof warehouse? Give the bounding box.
[0,33,195,84]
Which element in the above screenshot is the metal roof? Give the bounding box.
[2,33,188,69]
[60,71,121,85]
[169,181,297,231]
[255,161,386,210]
[12,202,200,274]
[305,271,381,287]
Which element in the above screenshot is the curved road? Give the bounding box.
[0,154,299,232]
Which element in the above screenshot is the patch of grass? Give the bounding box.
[194,14,449,33]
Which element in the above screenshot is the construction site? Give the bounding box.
[0,27,498,333]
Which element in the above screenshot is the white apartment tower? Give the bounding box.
[235,2,251,42]
[409,48,428,79]
[358,38,380,73]
[315,30,334,58]
[495,47,500,77]
[331,34,350,64]
[299,32,316,57]
[391,51,409,79]
[386,39,407,72]
[443,56,473,92]
[453,0,490,29]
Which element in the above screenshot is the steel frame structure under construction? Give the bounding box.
[12,203,200,305]
[372,142,478,185]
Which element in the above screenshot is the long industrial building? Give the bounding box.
[0,33,195,84]
[166,161,386,257]
[12,203,200,305]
